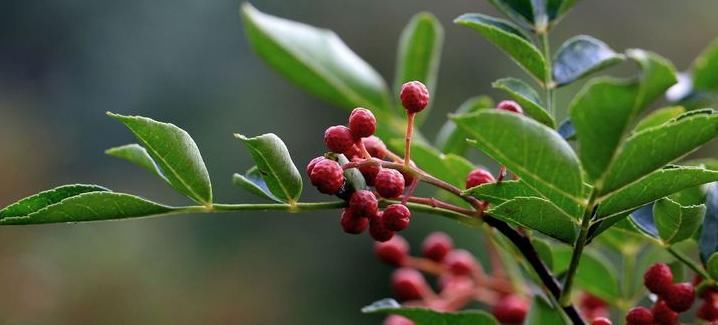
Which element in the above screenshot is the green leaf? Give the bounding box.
[240,3,390,112]
[628,49,679,109]
[693,38,718,91]
[488,0,580,29]
[108,113,213,204]
[552,35,624,86]
[236,133,303,204]
[232,166,281,202]
[455,13,547,81]
[492,78,555,127]
[525,296,567,325]
[106,144,167,181]
[634,106,686,132]
[0,184,109,219]
[435,96,494,155]
[599,110,718,195]
[453,110,584,218]
[654,197,705,245]
[395,12,443,120]
[597,165,718,220]
[707,252,718,279]
[488,196,578,243]
[487,0,534,27]
[548,0,581,23]
[465,180,539,205]
[362,299,499,325]
[1,191,174,225]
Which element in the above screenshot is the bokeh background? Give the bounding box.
[1,0,717,324]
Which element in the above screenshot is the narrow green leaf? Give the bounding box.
[487,0,534,27]
[634,106,686,132]
[1,192,174,225]
[362,298,499,325]
[597,165,718,220]
[465,180,539,205]
[106,144,168,181]
[435,96,494,155]
[549,0,581,23]
[525,296,568,325]
[693,38,718,91]
[492,78,555,127]
[232,166,282,202]
[600,110,718,195]
[108,113,213,204]
[395,12,443,120]
[240,3,390,112]
[654,197,705,245]
[488,196,579,243]
[552,35,624,86]
[236,133,303,204]
[455,13,547,81]
[0,184,109,219]
[453,110,584,218]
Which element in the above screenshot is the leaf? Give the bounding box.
[487,0,534,27]
[597,165,718,220]
[0,184,109,219]
[0,191,174,225]
[435,96,494,155]
[453,110,584,218]
[395,12,443,120]
[693,38,718,91]
[707,252,718,279]
[487,0,580,29]
[654,197,705,245]
[232,166,281,202]
[525,296,568,325]
[455,13,547,81]
[488,197,578,243]
[362,299,499,325]
[700,183,718,262]
[628,49,679,109]
[106,144,168,181]
[634,106,686,132]
[557,119,576,140]
[599,110,718,195]
[108,113,213,204]
[465,180,539,205]
[240,3,390,112]
[236,133,303,204]
[552,35,624,86]
[629,203,659,238]
[492,78,555,127]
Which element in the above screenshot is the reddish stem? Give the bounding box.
[404,113,416,167]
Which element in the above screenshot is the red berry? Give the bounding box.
[581,293,607,310]
[465,168,496,189]
[664,282,695,312]
[349,190,379,217]
[644,263,673,295]
[309,159,345,194]
[355,160,380,186]
[362,136,388,159]
[324,125,354,154]
[383,204,411,231]
[344,144,363,160]
[384,315,414,325]
[400,81,429,113]
[492,295,528,324]
[391,267,428,301]
[422,232,453,262]
[652,300,678,325]
[626,307,654,325]
[374,235,409,266]
[340,209,368,234]
[370,212,395,242]
[444,249,478,276]
[348,107,376,139]
[497,100,524,114]
[375,169,405,198]
[698,299,718,321]
[590,317,612,325]
[306,156,325,177]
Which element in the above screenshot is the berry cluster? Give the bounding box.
[623,263,698,324]
[374,233,528,325]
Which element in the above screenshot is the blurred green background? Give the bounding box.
[1,0,717,324]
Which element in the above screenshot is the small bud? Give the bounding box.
[652,300,678,325]
[383,204,411,231]
[309,159,345,195]
[626,307,654,325]
[348,190,379,217]
[324,125,355,154]
[664,282,695,313]
[340,209,368,234]
[362,136,388,159]
[422,232,453,262]
[374,235,409,266]
[444,249,478,276]
[348,107,377,139]
[497,100,524,114]
[590,317,612,325]
[375,169,405,198]
[384,315,414,325]
[492,295,528,324]
[370,212,395,242]
[306,156,325,177]
[391,267,428,301]
[465,168,496,189]
[400,81,429,114]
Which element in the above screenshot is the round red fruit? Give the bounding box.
[374,235,409,266]
[306,156,325,177]
[652,300,678,325]
[465,168,496,189]
[590,317,612,325]
[370,212,395,242]
[383,204,411,231]
[444,249,478,276]
[355,160,380,186]
[625,307,654,325]
[391,267,428,301]
[384,315,414,325]
[348,190,379,217]
[698,299,718,321]
[644,263,674,295]
[422,232,453,262]
[497,100,524,114]
[400,81,429,113]
[492,295,528,324]
[664,282,695,313]
[348,107,376,139]
[340,209,368,234]
[362,136,388,159]
[375,169,405,198]
[309,159,345,194]
[324,125,354,154]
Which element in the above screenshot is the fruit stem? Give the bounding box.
[404,112,416,167]
[667,246,711,280]
[560,190,598,306]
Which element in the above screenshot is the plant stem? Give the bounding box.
[209,201,346,212]
[667,246,711,280]
[404,113,416,167]
[540,31,555,116]
[560,191,597,306]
